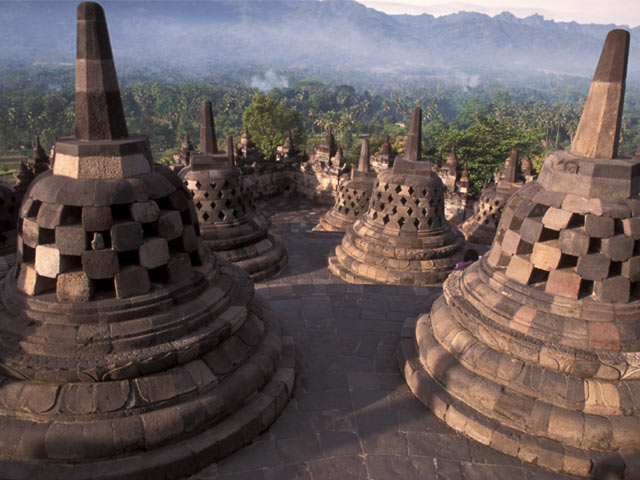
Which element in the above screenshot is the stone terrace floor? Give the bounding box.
[190,195,579,480]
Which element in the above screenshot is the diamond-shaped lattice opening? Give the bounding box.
[407,208,413,216]
[392,206,398,214]
[387,195,393,203]
[383,184,389,191]
[421,208,427,216]
[421,190,427,196]
[225,200,232,208]
[408,186,414,195]
[395,185,402,194]
[382,214,390,225]
[223,180,230,188]
[429,199,434,206]
[376,192,382,199]
[195,201,203,210]
[232,209,238,218]
[400,197,407,205]
[372,212,378,220]
[195,181,201,189]
[217,191,224,199]
[210,182,217,189]
[397,217,405,228]
[379,203,386,211]
[218,211,226,221]
[344,208,350,214]
[202,212,210,221]
[427,218,433,227]
[414,218,420,229]
[203,191,210,198]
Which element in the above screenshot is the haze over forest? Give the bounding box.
[1,0,640,89]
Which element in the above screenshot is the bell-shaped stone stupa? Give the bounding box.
[314,138,377,232]
[329,107,464,284]
[459,147,525,244]
[400,30,640,478]
[0,4,294,477]
[181,101,287,281]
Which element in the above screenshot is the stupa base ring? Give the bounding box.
[398,312,640,479]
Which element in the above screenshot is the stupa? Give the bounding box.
[14,135,51,201]
[400,30,640,478]
[459,147,525,244]
[0,4,294,478]
[299,127,347,203]
[181,101,287,281]
[171,133,194,173]
[435,145,473,224]
[329,107,464,285]
[370,135,394,172]
[0,182,18,279]
[314,138,377,232]
[236,127,265,167]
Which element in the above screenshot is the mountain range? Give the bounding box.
[1,0,639,82]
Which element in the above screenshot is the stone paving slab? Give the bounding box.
[188,195,579,480]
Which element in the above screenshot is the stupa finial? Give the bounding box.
[570,29,630,159]
[200,100,218,154]
[405,107,422,162]
[75,2,128,140]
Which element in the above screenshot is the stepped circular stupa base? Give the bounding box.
[314,210,353,232]
[201,215,288,282]
[329,219,464,285]
[0,254,295,480]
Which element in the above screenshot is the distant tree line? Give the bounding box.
[1,67,639,192]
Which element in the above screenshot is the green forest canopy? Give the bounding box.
[1,67,639,191]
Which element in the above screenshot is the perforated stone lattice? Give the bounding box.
[186,174,255,225]
[487,182,640,303]
[367,180,446,231]
[469,188,505,228]
[335,184,371,219]
[17,183,201,301]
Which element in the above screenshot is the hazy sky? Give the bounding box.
[359,1,640,27]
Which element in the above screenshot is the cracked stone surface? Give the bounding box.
[188,195,578,480]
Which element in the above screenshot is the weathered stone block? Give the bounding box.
[55,225,87,255]
[585,214,614,238]
[594,276,630,303]
[519,217,544,244]
[17,264,56,295]
[82,249,119,279]
[501,230,531,256]
[166,253,192,283]
[158,210,184,240]
[577,254,610,281]
[56,271,93,302]
[601,234,634,261]
[111,221,143,252]
[545,269,582,299]
[542,208,572,230]
[82,206,113,231]
[114,266,150,299]
[622,256,640,281]
[179,225,199,253]
[531,241,562,271]
[622,217,640,239]
[558,229,589,257]
[139,237,170,269]
[35,245,73,278]
[130,200,160,223]
[37,203,65,229]
[505,255,536,285]
[22,217,44,247]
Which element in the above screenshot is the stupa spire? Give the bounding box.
[405,107,422,162]
[570,29,630,159]
[74,1,128,140]
[358,138,370,172]
[200,100,218,154]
